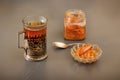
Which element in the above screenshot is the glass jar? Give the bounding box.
[64,9,86,40]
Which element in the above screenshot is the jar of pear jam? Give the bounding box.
[64,9,86,40]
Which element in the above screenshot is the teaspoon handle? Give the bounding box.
[68,43,81,46]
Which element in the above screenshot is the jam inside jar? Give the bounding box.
[64,9,86,40]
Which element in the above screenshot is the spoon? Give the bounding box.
[53,42,80,48]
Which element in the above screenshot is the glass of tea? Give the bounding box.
[18,16,48,61]
[64,9,86,40]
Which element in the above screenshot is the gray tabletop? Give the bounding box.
[0,0,120,80]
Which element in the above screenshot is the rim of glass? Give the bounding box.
[65,9,86,19]
[22,16,48,28]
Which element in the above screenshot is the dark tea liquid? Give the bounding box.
[24,22,46,57]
